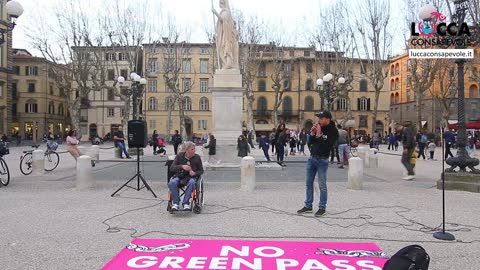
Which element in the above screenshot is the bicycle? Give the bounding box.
[0,141,10,186]
[20,142,60,175]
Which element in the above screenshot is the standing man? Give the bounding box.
[113,126,131,159]
[259,133,271,161]
[398,123,416,180]
[337,124,350,169]
[171,130,182,155]
[297,111,338,217]
[444,129,455,159]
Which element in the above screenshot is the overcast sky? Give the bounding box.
[12,0,406,56]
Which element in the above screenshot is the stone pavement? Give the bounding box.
[1,142,479,269]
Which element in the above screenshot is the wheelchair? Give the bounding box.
[165,159,204,214]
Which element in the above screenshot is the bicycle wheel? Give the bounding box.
[20,153,33,175]
[0,157,10,186]
[350,147,358,157]
[44,151,60,172]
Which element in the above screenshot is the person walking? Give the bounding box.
[299,129,307,155]
[297,111,338,217]
[388,133,396,150]
[113,126,131,159]
[259,133,271,162]
[151,130,159,155]
[269,129,276,155]
[66,130,81,161]
[398,123,416,180]
[201,128,209,144]
[237,135,250,158]
[337,124,350,169]
[204,134,218,163]
[428,140,436,160]
[171,130,182,155]
[275,124,287,166]
[416,130,428,160]
[372,130,381,150]
[444,129,455,159]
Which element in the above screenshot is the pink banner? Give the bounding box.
[103,239,388,270]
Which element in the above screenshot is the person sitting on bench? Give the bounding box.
[168,142,204,211]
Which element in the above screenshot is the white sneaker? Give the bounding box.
[171,203,179,211]
[402,175,415,181]
[183,204,191,210]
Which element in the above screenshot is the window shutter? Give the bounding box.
[25,104,28,112]
[336,100,340,111]
[357,98,360,111]
[367,98,371,111]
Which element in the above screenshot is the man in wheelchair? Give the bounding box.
[168,142,204,211]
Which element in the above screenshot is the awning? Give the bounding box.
[336,119,356,128]
[254,124,275,131]
[448,120,458,124]
[421,121,427,127]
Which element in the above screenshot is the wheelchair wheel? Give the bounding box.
[193,180,204,214]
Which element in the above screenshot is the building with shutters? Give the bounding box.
[11,49,71,140]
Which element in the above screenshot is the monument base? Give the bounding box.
[438,172,480,193]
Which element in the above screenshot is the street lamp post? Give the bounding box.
[117,72,147,121]
[445,0,479,174]
[0,0,23,45]
[316,73,345,111]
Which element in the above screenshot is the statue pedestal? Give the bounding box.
[211,69,243,164]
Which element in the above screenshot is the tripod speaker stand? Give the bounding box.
[111,147,157,197]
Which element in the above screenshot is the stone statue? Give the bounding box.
[212,0,239,70]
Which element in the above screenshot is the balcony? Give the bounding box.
[280,110,299,117]
[253,110,271,117]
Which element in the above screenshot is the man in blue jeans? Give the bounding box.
[297,111,338,217]
[113,126,131,159]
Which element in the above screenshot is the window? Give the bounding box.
[12,103,17,116]
[107,69,115,80]
[120,86,128,96]
[58,105,64,116]
[106,52,116,61]
[25,103,38,113]
[257,96,267,112]
[183,78,191,91]
[165,97,175,110]
[337,98,347,111]
[25,66,38,76]
[304,96,314,111]
[12,66,20,75]
[118,53,128,61]
[148,80,157,92]
[200,79,209,92]
[283,63,292,75]
[359,115,368,127]
[183,97,192,110]
[28,83,35,93]
[182,59,192,73]
[107,108,115,117]
[258,62,266,77]
[395,93,399,104]
[306,79,313,91]
[121,109,126,117]
[107,89,115,101]
[49,84,54,95]
[198,120,207,129]
[163,58,175,72]
[120,69,128,79]
[149,119,156,129]
[200,48,210,55]
[258,80,266,91]
[48,103,54,114]
[282,96,292,115]
[359,80,368,92]
[200,59,209,73]
[149,58,159,73]
[358,97,369,111]
[283,79,290,90]
[165,82,174,93]
[59,88,65,97]
[390,94,395,105]
[199,97,209,111]
[306,63,313,73]
[148,97,158,110]
[12,82,17,98]
[304,51,311,57]
[469,85,479,98]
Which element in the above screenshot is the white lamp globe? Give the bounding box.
[316,79,324,86]
[134,74,141,82]
[130,72,137,80]
[419,4,437,20]
[323,73,333,82]
[117,76,125,83]
[338,77,346,84]
[140,78,147,85]
[6,0,24,18]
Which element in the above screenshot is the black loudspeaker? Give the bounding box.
[128,120,147,148]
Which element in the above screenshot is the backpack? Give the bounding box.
[383,245,430,270]
[420,134,428,144]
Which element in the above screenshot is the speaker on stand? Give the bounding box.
[111,120,157,197]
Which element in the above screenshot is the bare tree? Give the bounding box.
[430,59,458,127]
[353,0,392,134]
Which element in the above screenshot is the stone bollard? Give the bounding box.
[76,155,93,190]
[32,150,45,176]
[113,146,121,159]
[368,148,378,168]
[357,147,368,166]
[347,157,363,190]
[241,156,256,191]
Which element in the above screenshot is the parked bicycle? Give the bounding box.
[20,141,60,175]
[0,141,10,186]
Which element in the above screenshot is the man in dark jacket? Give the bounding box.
[259,133,271,161]
[168,142,204,211]
[444,129,455,159]
[297,111,339,217]
[399,123,416,180]
[171,130,182,155]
